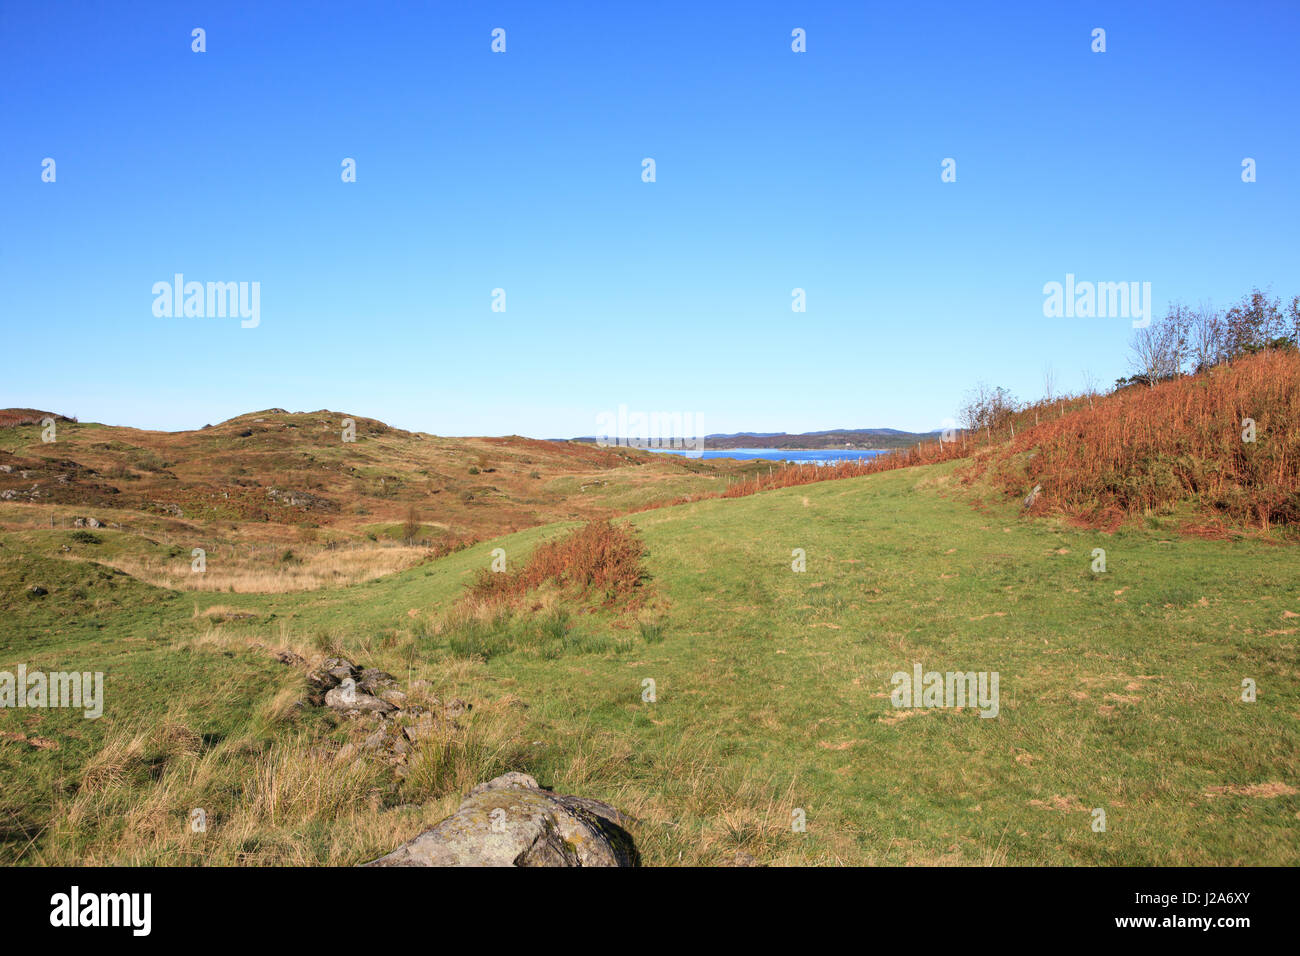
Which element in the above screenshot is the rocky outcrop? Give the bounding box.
[265,487,338,513]
[365,772,639,867]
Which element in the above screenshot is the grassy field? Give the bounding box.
[2,460,1297,865]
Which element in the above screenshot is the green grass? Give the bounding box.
[3,462,1296,865]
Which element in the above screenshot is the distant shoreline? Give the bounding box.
[640,447,893,459]
[703,447,889,454]
[569,443,894,455]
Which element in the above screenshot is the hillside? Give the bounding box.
[0,408,759,592]
[972,349,1300,531]
[675,349,1300,540]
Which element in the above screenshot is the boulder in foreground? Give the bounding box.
[365,772,638,867]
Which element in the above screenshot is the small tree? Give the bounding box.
[1129,306,1188,386]
[1188,301,1225,373]
[402,505,421,545]
[1080,369,1100,408]
[959,383,1020,438]
[1223,288,1283,357]
[1165,302,1193,375]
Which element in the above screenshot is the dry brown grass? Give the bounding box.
[971,349,1300,528]
[100,543,432,592]
[32,683,534,865]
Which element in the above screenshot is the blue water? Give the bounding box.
[645,447,889,466]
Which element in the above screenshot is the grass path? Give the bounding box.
[4,463,1296,864]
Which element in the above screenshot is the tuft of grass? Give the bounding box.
[638,618,666,644]
[439,605,627,662]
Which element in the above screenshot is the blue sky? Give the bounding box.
[2,1,1298,437]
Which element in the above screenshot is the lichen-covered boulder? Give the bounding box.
[365,772,638,867]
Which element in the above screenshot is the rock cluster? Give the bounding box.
[292,653,469,774]
[265,487,338,512]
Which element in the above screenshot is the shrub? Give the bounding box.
[468,520,647,608]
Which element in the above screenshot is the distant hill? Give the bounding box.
[0,407,750,552]
[0,408,76,428]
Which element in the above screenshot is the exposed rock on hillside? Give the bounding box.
[290,653,470,775]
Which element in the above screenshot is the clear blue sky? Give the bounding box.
[3,1,1297,437]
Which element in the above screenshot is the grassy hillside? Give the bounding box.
[4,461,1295,865]
[0,409,762,593]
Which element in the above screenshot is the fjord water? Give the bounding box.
[646,448,889,466]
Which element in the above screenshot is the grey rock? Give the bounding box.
[1022,484,1042,509]
[376,687,408,707]
[307,657,358,696]
[365,772,638,867]
[401,717,437,742]
[325,679,396,715]
[468,771,538,796]
[326,659,360,681]
[358,668,398,695]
